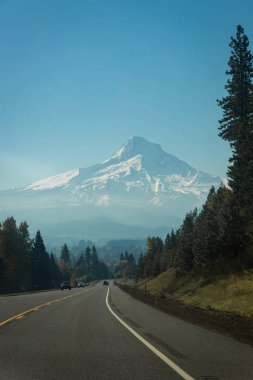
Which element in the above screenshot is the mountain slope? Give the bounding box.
[0,137,222,229]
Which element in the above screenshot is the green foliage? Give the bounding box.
[0,218,111,293]
[137,253,145,278]
[0,219,63,293]
[138,180,252,280]
[0,217,23,292]
[60,243,70,263]
[114,251,137,278]
[72,244,109,281]
[176,209,198,270]
[31,231,51,290]
[217,25,253,226]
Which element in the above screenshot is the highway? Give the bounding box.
[0,282,252,380]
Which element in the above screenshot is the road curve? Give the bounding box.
[0,282,252,379]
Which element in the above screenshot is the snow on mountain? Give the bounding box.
[20,169,79,191]
[0,137,222,218]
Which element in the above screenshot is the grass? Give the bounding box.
[136,269,253,318]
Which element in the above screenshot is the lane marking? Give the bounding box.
[106,288,195,380]
[0,287,95,327]
[16,315,24,320]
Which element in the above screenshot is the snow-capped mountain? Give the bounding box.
[0,137,222,228]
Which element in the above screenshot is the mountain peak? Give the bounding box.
[103,136,196,176]
[127,136,154,145]
[103,136,163,164]
[124,136,162,152]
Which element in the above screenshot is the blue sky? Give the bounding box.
[1,0,253,190]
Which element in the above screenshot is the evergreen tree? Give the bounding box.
[32,231,50,289]
[137,253,144,278]
[85,246,91,278]
[193,188,219,269]
[60,244,70,263]
[120,252,124,261]
[18,221,32,290]
[0,217,19,291]
[177,209,198,270]
[142,237,164,277]
[164,229,178,268]
[74,253,86,279]
[217,25,253,219]
[85,246,91,264]
[91,245,99,279]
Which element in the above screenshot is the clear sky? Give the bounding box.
[1,0,253,190]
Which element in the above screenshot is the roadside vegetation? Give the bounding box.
[135,268,253,318]
[116,26,253,319]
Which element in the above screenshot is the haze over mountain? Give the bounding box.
[0,137,222,242]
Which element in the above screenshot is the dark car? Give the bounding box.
[103,280,109,286]
[61,281,71,290]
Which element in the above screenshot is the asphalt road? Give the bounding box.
[0,282,252,380]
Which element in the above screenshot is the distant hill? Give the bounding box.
[98,238,146,264]
[39,218,171,248]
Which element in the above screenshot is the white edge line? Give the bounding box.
[106,287,195,380]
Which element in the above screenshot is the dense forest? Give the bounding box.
[0,218,109,293]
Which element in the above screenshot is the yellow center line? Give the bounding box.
[0,287,96,327]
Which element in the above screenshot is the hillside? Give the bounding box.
[136,269,253,318]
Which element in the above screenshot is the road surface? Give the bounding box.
[0,282,252,379]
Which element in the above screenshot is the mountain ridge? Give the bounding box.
[0,137,222,240]
[14,136,221,199]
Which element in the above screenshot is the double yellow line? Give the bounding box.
[0,287,95,328]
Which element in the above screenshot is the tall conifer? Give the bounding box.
[217,25,253,218]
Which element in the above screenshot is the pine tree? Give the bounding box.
[0,217,19,291]
[91,245,99,279]
[60,244,70,263]
[32,231,50,289]
[164,229,178,268]
[194,187,226,269]
[137,253,144,278]
[177,209,198,270]
[84,246,91,278]
[217,25,253,219]
[18,221,32,290]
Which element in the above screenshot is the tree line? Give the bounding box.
[114,251,137,278]
[72,244,110,282]
[0,217,61,293]
[136,25,253,280]
[0,217,109,293]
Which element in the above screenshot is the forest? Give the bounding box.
[0,219,109,293]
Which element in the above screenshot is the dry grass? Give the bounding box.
[136,269,253,318]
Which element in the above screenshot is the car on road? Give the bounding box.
[77,282,85,288]
[61,281,71,290]
[103,280,109,285]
